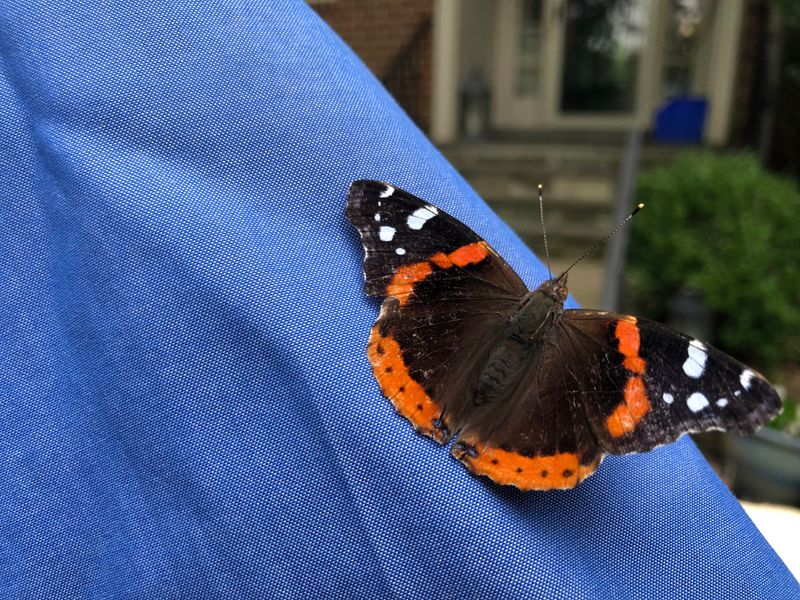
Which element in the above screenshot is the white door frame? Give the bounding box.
[492,0,559,129]
[545,0,663,130]
[493,0,661,131]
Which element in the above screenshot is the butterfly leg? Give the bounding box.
[432,419,450,440]
[450,441,478,460]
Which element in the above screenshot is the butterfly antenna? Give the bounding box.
[561,202,645,276]
[538,184,552,278]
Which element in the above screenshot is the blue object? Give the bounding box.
[654,97,709,143]
[0,2,797,597]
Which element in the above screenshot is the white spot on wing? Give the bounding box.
[682,340,707,378]
[407,206,438,230]
[379,226,396,242]
[716,398,729,408]
[379,184,395,198]
[740,369,754,390]
[395,247,406,255]
[662,393,674,405]
[686,392,709,413]
[374,213,381,222]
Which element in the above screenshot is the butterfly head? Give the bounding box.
[538,271,569,305]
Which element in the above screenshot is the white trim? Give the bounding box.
[492,0,553,129]
[705,0,743,145]
[430,0,461,143]
[494,0,659,131]
[430,0,742,142]
[548,0,658,130]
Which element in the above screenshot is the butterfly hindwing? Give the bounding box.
[450,308,781,490]
[451,342,605,490]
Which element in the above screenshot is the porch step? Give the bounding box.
[469,175,614,208]
[444,142,621,178]
[442,140,681,258]
[442,142,626,257]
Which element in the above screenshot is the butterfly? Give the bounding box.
[346,180,782,491]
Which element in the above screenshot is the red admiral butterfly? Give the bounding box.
[346,180,782,491]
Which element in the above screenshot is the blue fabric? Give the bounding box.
[1,1,797,597]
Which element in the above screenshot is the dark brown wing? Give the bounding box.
[347,181,529,442]
[450,307,781,490]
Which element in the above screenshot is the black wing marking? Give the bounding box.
[346,180,526,299]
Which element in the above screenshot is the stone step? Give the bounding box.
[502,224,610,259]
[443,140,682,170]
[468,174,614,209]
[443,141,623,167]
[464,165,616,257]
[442,140,678,259]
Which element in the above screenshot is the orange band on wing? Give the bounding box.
[605,318,651,438]
[386,241,491,306]
[367,326,447,442]
[386,262,433,305]
[429,252,453,269]
[448,241,490,267]
[615,318,645,374]
[453,441,600,491]
[606,376,650,438]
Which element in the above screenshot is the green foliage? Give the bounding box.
[770,397,800,436]
[772,0,800,26]
[626,151,800,370]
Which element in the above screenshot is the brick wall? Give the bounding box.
[312,0,434,130]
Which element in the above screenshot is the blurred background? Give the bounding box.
[310,0,800,576]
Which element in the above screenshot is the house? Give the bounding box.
[314,0,764,146]
[313,0,769,305]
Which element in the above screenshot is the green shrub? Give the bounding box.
[770,397,800,436]
[626,151,800,371]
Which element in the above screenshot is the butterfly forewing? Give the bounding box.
[346,180,526,300]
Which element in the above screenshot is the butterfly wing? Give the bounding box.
[555,310,782,454]
[347,180,530,442]
[452,307,781,490]
[451,343,605,490]
[348,181,780,491]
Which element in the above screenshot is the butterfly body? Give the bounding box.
[472,285,560,404]
[347,180,781,491]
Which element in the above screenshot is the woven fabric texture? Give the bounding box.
[1,1,797,597]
